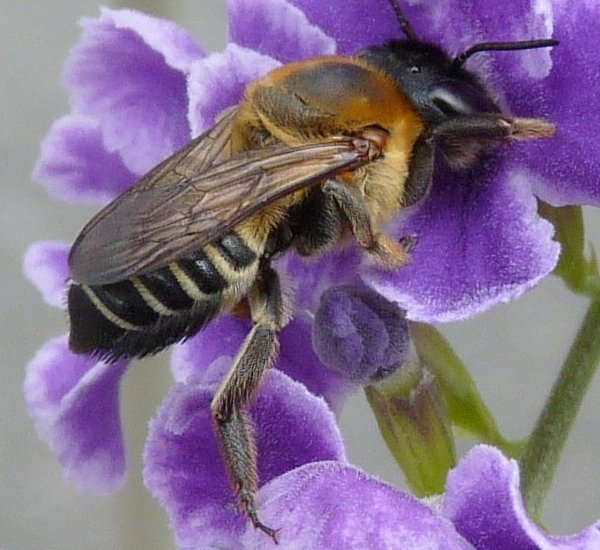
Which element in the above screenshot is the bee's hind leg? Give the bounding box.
[211,262,289,542]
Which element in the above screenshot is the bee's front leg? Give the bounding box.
[211,263,288,542]
[322,179,414,269]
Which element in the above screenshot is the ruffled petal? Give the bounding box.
[227,0,335,62]
[105,8,204,72]
[24,336,129,493]
[444,446,600,550]
[171,316,354,412]
[243,461,471,549]
[364,156,560,322]
[187,44,280,135]
[33,115,135,203]
[288,0,400,55]
[64,8,203,175]
[144,369,345,548]
[23,241,70,309]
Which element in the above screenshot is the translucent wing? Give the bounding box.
[115,105,238,190]
[69,123,367,285]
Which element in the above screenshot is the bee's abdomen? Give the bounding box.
[68,231,259,361]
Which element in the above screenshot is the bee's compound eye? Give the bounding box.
[409,65,421,74]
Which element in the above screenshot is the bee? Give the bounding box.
[67,0,557,540]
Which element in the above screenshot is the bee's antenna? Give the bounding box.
[388,0,419,41]
[453,38,559,69]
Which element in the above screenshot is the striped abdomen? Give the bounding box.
[68,231,260,361]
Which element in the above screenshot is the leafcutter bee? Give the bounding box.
[67,0,557,539]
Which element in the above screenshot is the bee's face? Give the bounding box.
[359,40,500,123]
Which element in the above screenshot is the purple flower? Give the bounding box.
[143,365,467,549]
[24,335,128,493]
[442,446,600,550]
[23,0,600,539]
[144,366,600,548]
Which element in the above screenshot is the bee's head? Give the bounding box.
[358,40,501,124]
[358,1,558,168]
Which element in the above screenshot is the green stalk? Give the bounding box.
[365,363,456,496]
[520,296,600,520]
[411,322,525,457]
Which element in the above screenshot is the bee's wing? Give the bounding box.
[126,105,239,189]
[69,132,366,285]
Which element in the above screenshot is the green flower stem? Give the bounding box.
[520,296,600,520]
[365,362,456,496]
[411,322,525,457]
[538,203,599,296]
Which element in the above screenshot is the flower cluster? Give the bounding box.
[145,367,600,548]
[25,0,600,547]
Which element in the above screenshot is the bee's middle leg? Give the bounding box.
[322,179,414,269]
[211,262,288,541]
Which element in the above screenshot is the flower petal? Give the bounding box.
[227,0,335,62]
[364,157,560,322]
[399,0,553,78]
[170,317,248,385]
[24,335,129,493]
[279,318,355,411]
[106,8,204,72]
[23,241,70,309]
[276,247,361,316]
[171,316,354,412]
[187,44,280,135]
[288,0,399,54]
[33,115,135,204]
[144,369,345,548]
[64,8,203,175]
[443,446,600,550]
[505,3,600,207]
[243,461,471,549]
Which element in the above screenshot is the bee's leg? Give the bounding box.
[431,113,555,141]
[211,262,288,542]
[402,135,434,207]
[322,179,414,269]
